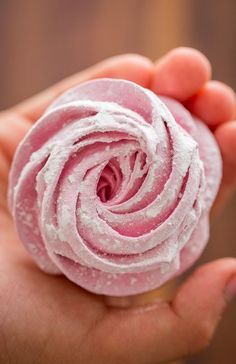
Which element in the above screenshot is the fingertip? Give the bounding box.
[215,120,236,165]
[187,81,236,126]
[151,47,211,101]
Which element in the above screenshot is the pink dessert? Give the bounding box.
[8,79,222,296]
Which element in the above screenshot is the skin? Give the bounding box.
[0,47,236,364]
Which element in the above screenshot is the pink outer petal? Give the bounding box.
[160,97,222,210]
[8,79,222,296]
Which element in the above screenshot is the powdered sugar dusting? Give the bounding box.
[8,78,222,296]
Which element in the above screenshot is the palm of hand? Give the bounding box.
[0,48,236,364]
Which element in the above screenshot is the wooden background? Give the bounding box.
[0,1,235,363]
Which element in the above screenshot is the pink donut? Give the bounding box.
[8,79,222,296]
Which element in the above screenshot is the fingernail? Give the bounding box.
[225,276,236,302]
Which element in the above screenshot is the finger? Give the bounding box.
[151,47,211,101]
[0,111,32,190]
[0,152,9,210]
[12,54,153,122]
[215,120,236,169]
[0,54,153,176]
[213,120,236,210]
[0,111,31,160]
[186,81,236,127]
[172,258,236,354]
[99,259,236,364]
[0,111,32,210]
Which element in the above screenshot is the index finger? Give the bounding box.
[11,54,153,123]
[0,54,153,194]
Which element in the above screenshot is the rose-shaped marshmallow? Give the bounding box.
[8,79,222,296]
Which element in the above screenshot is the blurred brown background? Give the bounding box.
[0,0,235,363]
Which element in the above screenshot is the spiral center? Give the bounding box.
[97,159,122,203]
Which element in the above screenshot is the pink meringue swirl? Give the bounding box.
[9,79,222,296]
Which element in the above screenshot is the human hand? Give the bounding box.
[0,48,236,364]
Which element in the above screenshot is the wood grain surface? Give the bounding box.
[0,1,235,363]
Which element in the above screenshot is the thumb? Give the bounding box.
[102,258,236,364]
[172,258,236,354]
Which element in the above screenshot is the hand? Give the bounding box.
[0,48,236,364]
